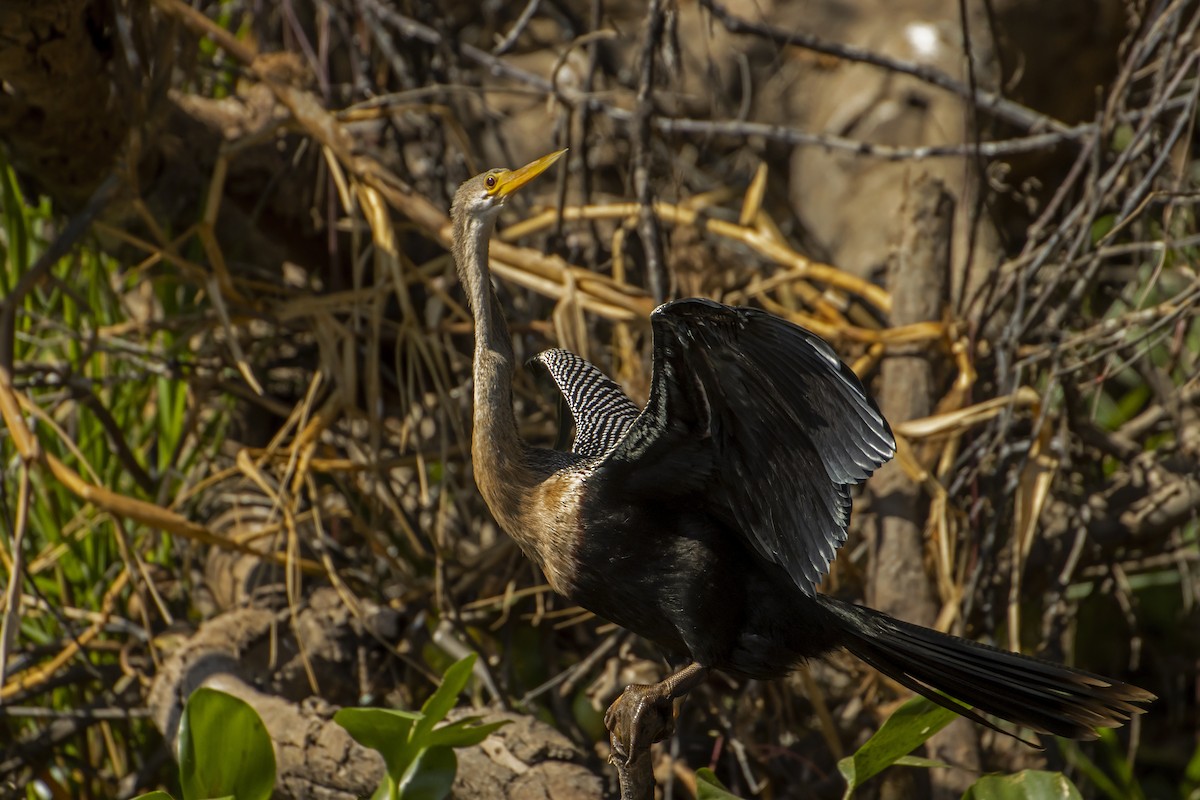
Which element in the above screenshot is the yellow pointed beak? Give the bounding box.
[495,149,568,197]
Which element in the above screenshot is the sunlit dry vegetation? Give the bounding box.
[0,0,1197,797]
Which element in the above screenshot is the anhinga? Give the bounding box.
[450,149,1153,761]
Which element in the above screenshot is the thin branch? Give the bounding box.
[492,0,542,55]
[633,0,668,303]
[653,117,1088,159]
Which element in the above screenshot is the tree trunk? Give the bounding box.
[870,172,981,798]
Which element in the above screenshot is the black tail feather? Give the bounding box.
[821,597,1155,742]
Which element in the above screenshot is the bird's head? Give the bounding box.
[452,149,567,224]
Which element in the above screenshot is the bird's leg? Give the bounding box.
[605,662,709,764]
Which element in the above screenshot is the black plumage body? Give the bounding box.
[523,298,1151,740]
[571,467,841,680]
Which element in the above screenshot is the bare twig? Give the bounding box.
[633,0,669,304]
[653,117,1087,159]
[492,0,542,55]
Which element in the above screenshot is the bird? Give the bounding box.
[448,149,1154,762]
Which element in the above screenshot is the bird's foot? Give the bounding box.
[604,682,676,765]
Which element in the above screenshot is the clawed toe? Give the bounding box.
[605,683,676,765]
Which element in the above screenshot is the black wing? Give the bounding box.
[600,298,895,594]
[530,348,641,458]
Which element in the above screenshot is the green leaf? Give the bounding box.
[423,717,509,749]
[837,696,957,797]
[696,768,745,799]
[1059,739,1129,800]
[335,707,424,771]
[416,654,477,740]
[130,793,175,800]
[895,755,954,770]
[396,746,457,800]
[178,687,276,800]
[338,655,492,797]
[572,687,607,742]
[0,157,31,294]
[1184,736,1200,790]
[963,770,1084,800]
[1110,123,1134,153]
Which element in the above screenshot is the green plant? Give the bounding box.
[334,653,508,800]
[1060,727,1147,800]
[1,155,215,798]
[963,771,1084,800]
[129,655,504,800]
[837,695,957,797]
[1184,737,1200,800]
[132,687,276,800]
[835,697,1088,800]
[698,697,1090,800]
[696,767,745,799]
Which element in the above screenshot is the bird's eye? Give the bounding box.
[485,175,497,189]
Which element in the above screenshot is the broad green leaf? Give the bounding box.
[339,655,494,798]
[396,746,457,800]
[963,770,1084,800]
[424,717,509,749]
[837,696,957,797]
[370,777,397,800]
[130,793,175,800]
[178,687,276,800]
[696,768,745,799]
[335,707,424,770]
[416,654,477,739]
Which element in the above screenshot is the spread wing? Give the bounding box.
[530,348,641,458]
[599,298,895,594]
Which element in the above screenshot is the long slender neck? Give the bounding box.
[452,210,514,368]
[451,207,531,524]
